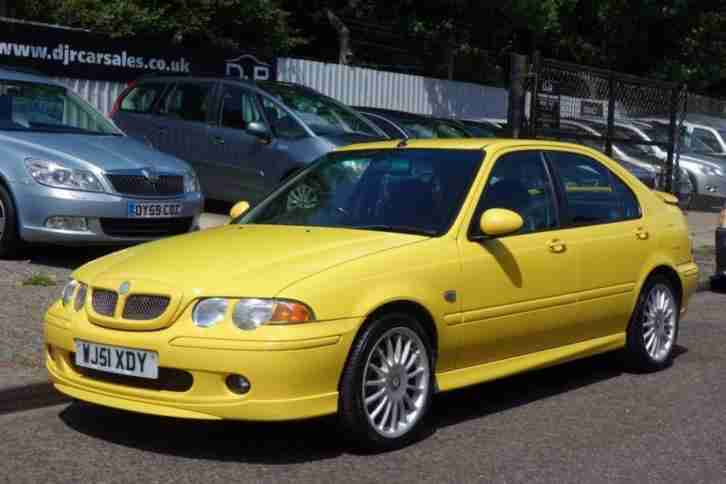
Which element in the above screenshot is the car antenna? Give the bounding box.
[397,138,408,148]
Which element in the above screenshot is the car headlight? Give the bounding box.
[232,298,314,331]
[192,297,315,330]
[698,164,725,177]
[184,170,200,193]
[61,279,78,307]
[25,159,105,192]
[192,298,228,327]
[74,283,88,311]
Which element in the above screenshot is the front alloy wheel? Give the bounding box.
[339,313,433,451]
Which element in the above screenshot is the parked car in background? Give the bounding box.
[621,120,726,207]
[540,119,660,189]
[642,114,726,155]
[354,107,472,139]
[45,139,698,451]
[0,67,203,258]
[112,77,385,203]
[457,119,504,137]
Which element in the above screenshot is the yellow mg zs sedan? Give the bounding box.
[44,139,698,450]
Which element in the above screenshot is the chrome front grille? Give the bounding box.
[92,289,118,316]
[122,295,170,320]
[107,174,183,196]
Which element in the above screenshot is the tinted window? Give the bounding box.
[471,150,557,235]
[159,82,213,122]
[260,95,307,139]
[548,151,641,225]
[219,84,263,130]
[120,83,165,113]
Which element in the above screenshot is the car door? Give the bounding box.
[205,82,271,203]
[544,149,653,341]
[153,80,217,193]
[455,149,580,369]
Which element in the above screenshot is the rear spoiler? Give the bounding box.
[654,191,679,205]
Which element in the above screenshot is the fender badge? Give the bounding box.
[444,290,457,303]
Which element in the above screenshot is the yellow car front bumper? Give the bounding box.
[44,307,361,421]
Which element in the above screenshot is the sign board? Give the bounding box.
[535,79,560,129]
[0,21,275,82]
[580,100,605,118]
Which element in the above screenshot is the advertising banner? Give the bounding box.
[0,21,276,82]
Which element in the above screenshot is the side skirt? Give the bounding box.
[436,333,626,393]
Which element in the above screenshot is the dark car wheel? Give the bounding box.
[0,184,22,259]
[339,312,433,451]
[625,274,680,372]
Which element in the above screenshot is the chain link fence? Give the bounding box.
[524,56,688,198]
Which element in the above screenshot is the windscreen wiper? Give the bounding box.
[352,224,437,236]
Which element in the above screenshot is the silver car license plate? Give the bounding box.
[75,340,158,379]
[128,201,182,218]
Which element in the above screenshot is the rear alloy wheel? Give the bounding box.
[339,313,433,451]
[625,275,679,371]
[0,184,22,259]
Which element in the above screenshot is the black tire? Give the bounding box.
[625,274,680,372]
[0,184,22,259]
[338,312,434,452]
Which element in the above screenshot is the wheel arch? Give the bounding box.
[638,264,684,308]
[339,298,440,390]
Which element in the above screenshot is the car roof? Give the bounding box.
[337,138,603,153]
[0,65,62,86]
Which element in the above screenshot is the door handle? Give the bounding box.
[547,238,567,253]
[212,136,225,145]
[635,227,650,240]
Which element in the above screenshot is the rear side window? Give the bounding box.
[547,151,641,225]
[119,83,166,113]
[159,82,214,123]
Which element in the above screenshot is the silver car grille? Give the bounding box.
[92,289,118,317]
[122,295,170,320]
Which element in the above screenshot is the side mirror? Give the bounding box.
[229,200,251,219]
[479,208,524,237]
[246,122,271,143]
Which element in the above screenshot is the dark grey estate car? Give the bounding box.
[112,77,384,203]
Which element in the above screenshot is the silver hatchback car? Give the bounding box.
[0,67,203,258]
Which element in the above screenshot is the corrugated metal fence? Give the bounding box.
[57,58,509,120]
[277,58,508,119]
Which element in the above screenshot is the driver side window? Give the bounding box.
[470,150,558,236]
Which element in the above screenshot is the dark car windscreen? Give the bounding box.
[238,148,484,236]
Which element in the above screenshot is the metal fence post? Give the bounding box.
[528,51,541,138]
[714,207,726,291]
[664,86,680,193]
[507,53,528,138]
[605,71,616,157]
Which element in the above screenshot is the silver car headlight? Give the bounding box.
[192,298,229,327]
[232,298,315,331]
[61,279,78,307]
[184,170,200,193]
[25,159,106,192]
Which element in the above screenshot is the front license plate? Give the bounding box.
[127,202,182,218]
[75,340,158,379]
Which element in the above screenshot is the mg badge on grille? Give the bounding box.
[119,281,131,295]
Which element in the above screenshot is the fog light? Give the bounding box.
[226,374,251,394]
[45,216,88,232]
